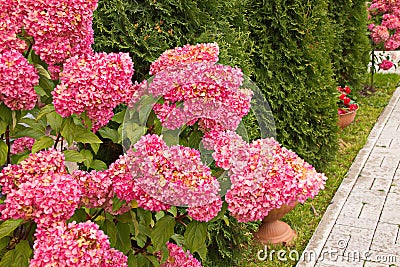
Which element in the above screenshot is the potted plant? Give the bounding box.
[337,85,359,129]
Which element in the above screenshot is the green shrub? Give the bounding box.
[329,0,370,91]
[246,0,339,170]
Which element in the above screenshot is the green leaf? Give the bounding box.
[61,117,76,146]
[12,240,32,267]
[63,150,85,163]
[100,219,117,247]
[98,127,120,143]
[0,250,15,267]
[74,126,102,144]
[68,208,87,223]
[34,85,48,97]
[0,237,10,252]
[36,104,55,120]
[13,127,44,140]
[127,251,138,267]
[150,215,175,252]
[80,149,93,168]
[112,195,126,212]
[31,136,54,153]
[35,64,51,80]
[184,221,207,253]
[0,120,8,135]
[196,244,207,261]
[144,255,160,267]
[91,143,100,154]
[0,140,8,166]
[0,104,12,124]
[170,234,185,247]
[115,223,131,254]
[112,110,126,124]
[47,112,63,132]
[117,211,133,224]
[0,219,24,239]
[90,159,107,170]
[123,122,146,148]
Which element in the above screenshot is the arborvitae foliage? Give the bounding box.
[92,0,253,81]
[246,0,339,170]
[329,0,370,91]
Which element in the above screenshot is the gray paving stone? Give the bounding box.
[370,222,400,255]
[380,193,400,224]
[364,250,400,266]
[336,215,378,230]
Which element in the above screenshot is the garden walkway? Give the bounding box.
[296,86,400,267]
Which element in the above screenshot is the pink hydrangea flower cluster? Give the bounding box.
[109,155,171,212]
[161,242,202,267]
[149,43,219,75]
[11,137,35,154]
[0,49,39,110]
[149,62,252,131]
[125,134,221,207]
[205,131,327,222]
[369,1,400,50]
[22,0,98,74]
[187,198,223,222]
[30,221,127,267]
[52,52,136,131]
[0,1,27,53]
[0,150,81,227]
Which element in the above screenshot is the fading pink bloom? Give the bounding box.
[52,52,136,131]
[370,25,390,44]
[149,62,251,131]
[0,1,27,52]
[187,198,223,222]
[110,155,171,212]
[150,43,219,75]
[125,134,220,207]
[0,49,38,110]
[30,221,127,267]
[161,242,202,267]
[209,131,326,222]
[11,137,35,154]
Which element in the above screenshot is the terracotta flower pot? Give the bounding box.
[338,109,358,129]
[254,203,297,245]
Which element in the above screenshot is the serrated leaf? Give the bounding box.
[184,221,207,253]
[144,255,160,267]
[31,136,54,153]
[68,208,87,223]
[74,126,102,144]
[127,251,138,267]
[13,127,44,139]
[61,117,76,146]
[0,220,24,239]
[0,140,8,166]
[100,219,117,247]
[150,215,175,252]
[98,127,120,143]
[115,223,131,254]
[196,244,207,261]
[117,211,133,224]
[63,150,85,163]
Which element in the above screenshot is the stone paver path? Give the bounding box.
[296,87,400,267]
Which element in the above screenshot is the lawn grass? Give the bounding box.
[238,73,400,267]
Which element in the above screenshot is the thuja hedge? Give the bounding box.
[246,0,339,170]
[328,0,370,91]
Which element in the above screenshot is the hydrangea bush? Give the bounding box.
[0,1,327,266]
